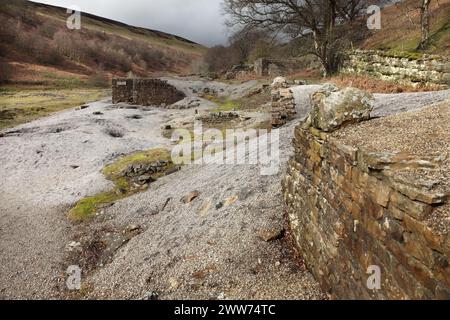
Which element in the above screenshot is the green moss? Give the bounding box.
[69,148,173,222]
[203,95,242,112]
[68,191,119,222]
[214,100,241,112]
[382,50,424,60]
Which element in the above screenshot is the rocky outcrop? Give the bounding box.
[341,50,450,87]
[112,78,186,107]
[282,90,450,299]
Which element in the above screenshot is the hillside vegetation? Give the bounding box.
[0,0,205,87]
[362,0,450,55]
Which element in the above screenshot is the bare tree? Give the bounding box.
[224,0,371,76]
[228,28,272,63]
[418,0,431,49]
[204,29,273,72]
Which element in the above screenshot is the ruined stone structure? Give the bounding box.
[254,59,271,77]
[270,77,296,128]
[282,86,450,299]
[225,64,254,80]
[112,78,186,106]
[341,50,450,87]
[254,58,302,77]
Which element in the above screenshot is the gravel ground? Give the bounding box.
[1,79,449,299]
[87,85,324,300]
[333,100,450,158]
[372,89,450,117]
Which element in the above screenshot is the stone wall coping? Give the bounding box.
[304,125,449,211]
[346,49,449,62]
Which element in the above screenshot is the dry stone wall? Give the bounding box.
[112,78,186,107]
[341,50,450,87]
[282,86,450,299]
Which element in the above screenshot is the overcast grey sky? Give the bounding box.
[31,0,228,46]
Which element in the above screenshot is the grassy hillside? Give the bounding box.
[0,0,206,88]
[361,0,450,55]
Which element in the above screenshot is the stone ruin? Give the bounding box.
[224,64,254,80]
[282,84,450,299]
[223,58,304,80]
[254,58,302,77]
[270,77,296,128]
[112,78,186,107]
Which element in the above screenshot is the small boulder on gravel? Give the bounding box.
[258,227,285,242]
[182,190,200,204]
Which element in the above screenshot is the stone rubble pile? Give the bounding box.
[271,77,296,128]
[123,160,171,185]
[196,112,240,124]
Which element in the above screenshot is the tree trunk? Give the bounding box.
[319,0,339,77]
[313,35,340,77]
[322,53,340,77]
[418,0,431,49]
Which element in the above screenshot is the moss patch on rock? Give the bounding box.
[383,50,425,60]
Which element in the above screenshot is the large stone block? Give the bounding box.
[310,85,374,132]
[390,191,434,221]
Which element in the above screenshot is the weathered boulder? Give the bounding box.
[310,84,374,132]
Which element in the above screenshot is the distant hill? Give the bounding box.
[0,0,206,87]
[361,0,450,55]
